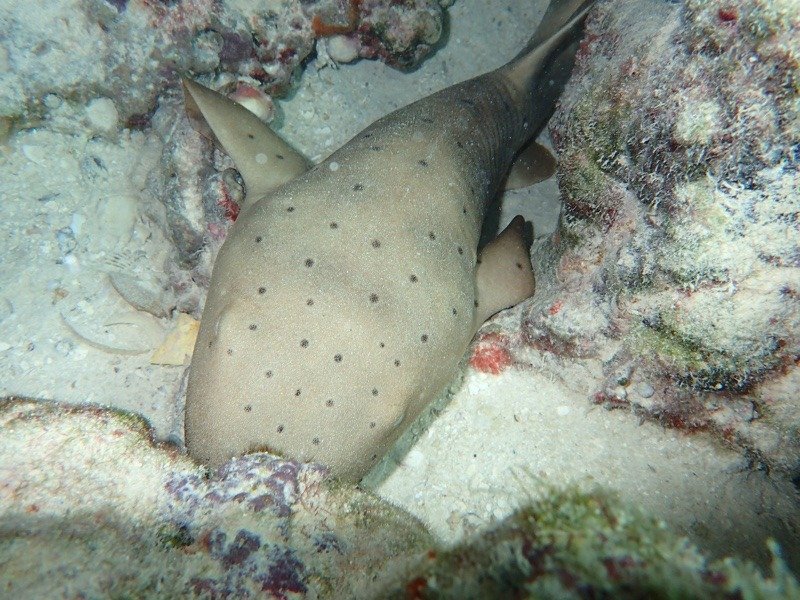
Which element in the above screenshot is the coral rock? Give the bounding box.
[531,0,800,477]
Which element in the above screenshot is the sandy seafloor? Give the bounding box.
[1,0,797,570]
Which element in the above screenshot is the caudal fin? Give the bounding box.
[501,0,596,137]
[504,0,595,89]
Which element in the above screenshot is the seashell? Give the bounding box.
[150,313,200,366]
[60,279,166,355]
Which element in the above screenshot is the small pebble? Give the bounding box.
[637,382,655,398]
[55,339,74,356]
[326,35,359,63]
[85,98,118,134]
[43,94,62,109]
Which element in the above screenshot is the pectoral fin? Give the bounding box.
[504,141,557,190]
[182,79,310,208]
[474,215,536,328]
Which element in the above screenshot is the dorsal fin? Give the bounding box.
[505,141,557,190]
[473,215,536,328]
[182,79,310,208]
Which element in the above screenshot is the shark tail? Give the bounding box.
[501,0,596,134]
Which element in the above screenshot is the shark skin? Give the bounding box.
[184,0,597,482]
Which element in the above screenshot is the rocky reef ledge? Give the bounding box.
[1,399,797,598]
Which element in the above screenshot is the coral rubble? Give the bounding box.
[0,0,448,129]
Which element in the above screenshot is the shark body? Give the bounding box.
[184,0,595,482]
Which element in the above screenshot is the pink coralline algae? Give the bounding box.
[523,0,800,478]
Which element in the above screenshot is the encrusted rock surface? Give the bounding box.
[1,399,797,598]
[0,398,433,598]
[524,0,800,478]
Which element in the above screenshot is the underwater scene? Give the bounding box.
[0,0,799,597]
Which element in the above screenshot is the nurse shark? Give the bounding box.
[184,0,596,482]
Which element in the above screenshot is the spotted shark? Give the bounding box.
[184,0,596,482]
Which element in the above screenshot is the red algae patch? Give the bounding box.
[469,333,513,375]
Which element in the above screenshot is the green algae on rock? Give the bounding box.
[372,485,800,600]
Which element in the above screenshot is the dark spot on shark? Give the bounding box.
[353,183,364,191]
[249,324,257,331]
[330,222,338,229]
[457,141,464,149]
[312,437,320,445]
[304,258,314,267]
[370,422,376,428]
[266,370,273,378]
[372,388,378,396]
[516,262,524,269]
[226,348,233,355]
[410,274,418,283]
[300,339,309,347]
[379,342,385,348]
[421,334,428,342]
[457,246,463,254]
[428,231,436,240]
[394,359,401,367]
[371,239,381,248]
[418,160,428,167]
[295,389,301,397]
[258,287,267,294]
[286,206,295,212]
[334,354,342,362]
[277,424,284,433]
[255,236,262,243]
[369,293,379,303]
[371,146,383,151]
[276,154,285,160]
[306,298,314,306]
[452,308,458,315]
[247,133,254,139]
[244,405,252,412]
[326,399,334,407]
